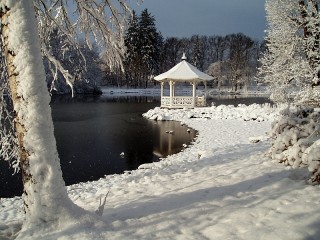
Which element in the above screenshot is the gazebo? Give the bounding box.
[154,54,214,108]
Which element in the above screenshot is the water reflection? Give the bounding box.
[53,103,196,186]
[207,95,273,106]
[0,95,196,197]
[152,121,197,157]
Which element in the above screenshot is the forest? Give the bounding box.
[35,8,264,94]
[102,9,265,91]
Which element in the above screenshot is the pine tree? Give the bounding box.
[123,9,162,88]
[124,10,140,87]
[138,9,162,87]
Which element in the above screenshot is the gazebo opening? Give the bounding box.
[154,54,214,109]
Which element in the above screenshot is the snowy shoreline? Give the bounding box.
[1,104,320,239]
[100,86,270,97]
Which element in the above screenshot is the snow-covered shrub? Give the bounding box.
[269,107,320,183]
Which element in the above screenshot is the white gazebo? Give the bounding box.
[154,54,214,108]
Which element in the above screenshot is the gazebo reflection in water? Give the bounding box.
[154,53,214,109]
[151,121,197,158]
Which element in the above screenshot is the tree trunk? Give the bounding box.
[1,0,86,236]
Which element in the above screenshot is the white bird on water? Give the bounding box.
[120,152,125,158]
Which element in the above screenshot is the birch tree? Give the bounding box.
[0,0,131,237]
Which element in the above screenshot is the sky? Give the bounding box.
[129,0,266,40]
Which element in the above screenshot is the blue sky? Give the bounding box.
[129,0,266,40]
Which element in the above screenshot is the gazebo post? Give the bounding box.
[173,82,175,97]
[160,81,164,106]
[169,80,173,108]
[192,81,196,107]
[204,81,207,106]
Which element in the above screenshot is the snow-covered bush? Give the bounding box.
[269,107,320,183]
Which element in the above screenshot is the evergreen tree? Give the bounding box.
[124,10,140,87]
[162,37,183,69]
[139,9,162,87]
[123,9,162,88]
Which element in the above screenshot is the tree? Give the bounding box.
[44,28,102,95]
[124,10,140,87]
[259,0,318,105]
[123,9,162,88]
[226,33,254,92]
[0,37,18,170]
[161,37,183,70]
[191,35,206,71]
[138,9,162,87]
[299,0,320,80]
[206,61,228,90]
[259,0,320,183]
[207,35,228,63]
[0,0,130,237]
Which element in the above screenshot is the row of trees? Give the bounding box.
[103,9,265,91]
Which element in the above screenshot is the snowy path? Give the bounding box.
[1,107,320,239]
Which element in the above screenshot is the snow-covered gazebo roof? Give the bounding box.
[154,54,214,82]
[155,54,213,109]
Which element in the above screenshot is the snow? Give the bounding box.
[1,103,320,239]
[143,103,280,122]
[154,58,214,82]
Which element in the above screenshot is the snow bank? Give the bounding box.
[2,104,320,240]
[143,103,281,122]
[269,107,320,182]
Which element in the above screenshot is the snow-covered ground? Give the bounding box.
[1,104,320,239]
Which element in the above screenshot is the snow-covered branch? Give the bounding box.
[43,46,75,96]
[0,35,19,170]
[34,0,132,93]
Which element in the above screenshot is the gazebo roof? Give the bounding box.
[154,55,214,82]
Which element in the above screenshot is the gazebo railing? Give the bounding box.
[161,96,206,108]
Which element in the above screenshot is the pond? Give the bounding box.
[0,94,272,198]
[0,95,197,198]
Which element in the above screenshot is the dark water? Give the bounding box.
[0,94,272,198]
[0,95,196,198]
[207,94,272,106]
[51,95,197,185]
